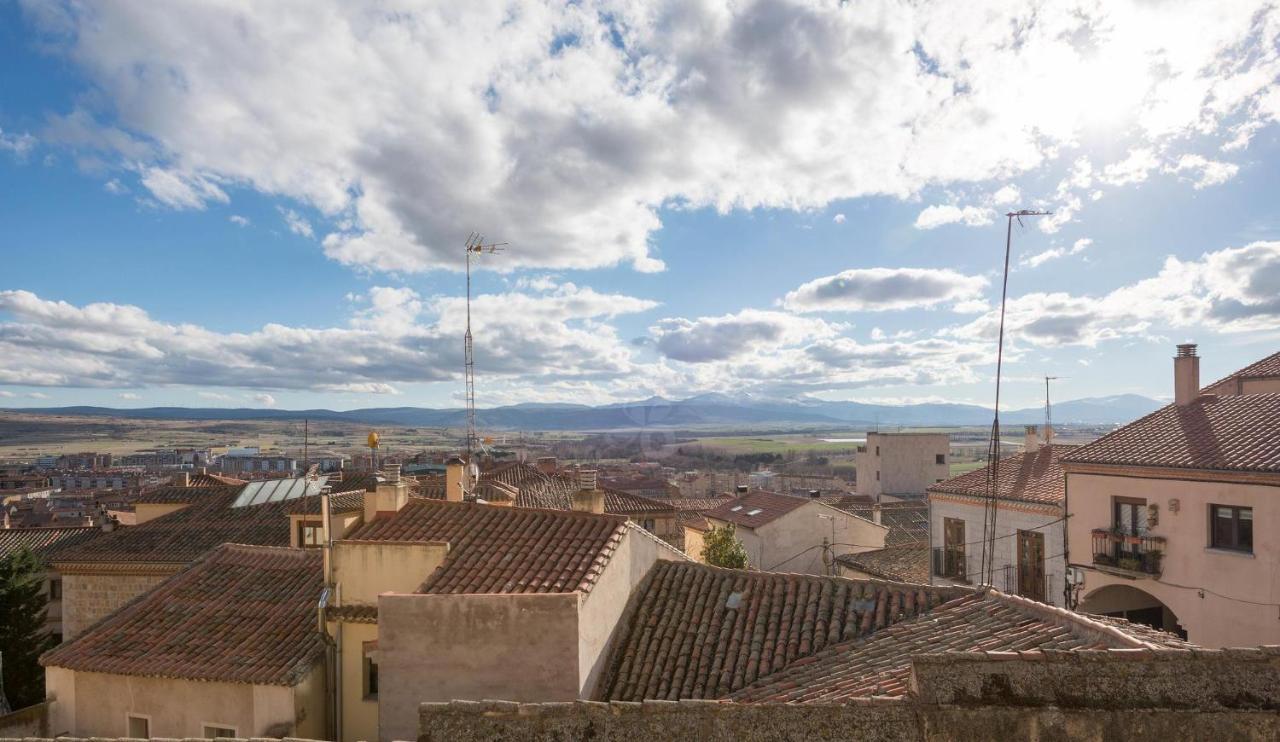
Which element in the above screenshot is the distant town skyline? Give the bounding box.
[3,2,1280,411]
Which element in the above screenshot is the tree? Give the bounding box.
[701,524,749,569]
[0,546,53,710]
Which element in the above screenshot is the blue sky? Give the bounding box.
[2,1,1280,412]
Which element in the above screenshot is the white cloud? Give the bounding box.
[280,208,314,238]
[650,309,836,363]
[27,1,1277,274]
[783,267,988,312]
[1100,148,1161,187]
[913,204,996,230]
[989,185,1021,206]
[103,178,128,195]
[952,241,1280,347]
[198,391,233,401]
[117,392,140,400]
[832,213,846,224]
[252,393,277,407]
[229,214,250,227]
[0,128,35,158]
[1021,237,1092,268]
[0,281,658,393]
[28,392,49,399]
[1166,155,1239,189]
[0,390,15,398]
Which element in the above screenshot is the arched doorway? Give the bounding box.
[1079,584,1186,638]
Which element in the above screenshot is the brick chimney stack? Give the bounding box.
[1174,343,1200,406]
[364,464,410,522]
[1024,425,1040,453]
[444,456,466,503]
[171,471,189,487]
[536,456,557,475]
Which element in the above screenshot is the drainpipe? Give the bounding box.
[318,490,343,741]
[1062,474,1074,609]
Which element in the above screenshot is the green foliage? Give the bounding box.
[0,547,53,710]
[701,524,749,569]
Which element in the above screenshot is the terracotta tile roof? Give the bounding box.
[46,488,298,565]
[345,499,629,595]
[667,496,735,511]
[132,484,244,505]
[601,488,677,516]
[702,490,809,530]
[327,604,378,623]
[285,489,365,515]
[824,500,929,546]
[188,472,246,487]
[1202,349,1280,392]
[835,544,930,584]
[1062,394,1280,472]
[677,511,711,533]
[42,544,324,686]
[929,445,1072,505]
[328,471,380,493]
[0,526,102,560]
[729,590,1194,703]
[598,561,969,701]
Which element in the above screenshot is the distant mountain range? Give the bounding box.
[5,393,1163,430]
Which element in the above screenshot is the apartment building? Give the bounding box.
[928,427,1071,606]
[854,432,950,499]
[1063,345,1280,646]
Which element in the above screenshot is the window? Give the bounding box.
[875,470,880,481]
[936,454,946,465]
[746,508,763,516]
[875,446,880,456]
[296,520,324,548]
[1016,530,1046,602]
[1210,505,1252,552]
[362,641,379,699]
[641,518,656,533]
[942,518,966,580]
[729,505,743,512]
[127,715,150,739]
[203,726,236,739]
[48,578,62,600]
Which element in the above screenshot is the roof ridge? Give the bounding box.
[1201,349,1280,391]
[980,588,1153,649]
[622,521,689,560]
[418,496,629,523]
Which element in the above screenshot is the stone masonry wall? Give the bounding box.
[61,572,172,639]
[417,649,1280,742]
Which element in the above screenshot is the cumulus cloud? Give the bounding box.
[833,213,846,224]
[989,185,1021,206]
[24,1,1278,274]
[1166,155,1239,189]
[0,128,36,158]
[252,393,277,407]
[650,310,833,363]
[1021,237,1092,268]
[952,241,1280,347]
[117,392,140,400]
[914,204,996,229]
[0,280,658,393]
[229,214,250,227]
[280,208,314,238]
[782,267,988,312]
[0,390,15,398]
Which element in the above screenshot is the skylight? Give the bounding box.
[746,508,763,516]
[729,505,743,512]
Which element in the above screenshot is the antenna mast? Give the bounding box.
[1044,375,1066,437]
[979,210,1050,589]
[463,233,507,455]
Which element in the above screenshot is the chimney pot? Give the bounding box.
[1024,425,1040,453]
[577,469,597,493]
[1173,343,1201,406]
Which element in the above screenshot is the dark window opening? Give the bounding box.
[1210,504,1252,552]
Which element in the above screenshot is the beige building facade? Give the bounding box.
[1064,345,1280,647]
[855,432,950,499]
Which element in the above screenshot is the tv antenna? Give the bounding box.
[464,233,507,456]
[979,210,1050,590]
[1044,375,1067,439]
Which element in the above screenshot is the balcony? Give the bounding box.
[1091,529,1165,577]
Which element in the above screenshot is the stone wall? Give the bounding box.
[61,572,173,638]
[417,649,1280,742]
[0,701,50,738]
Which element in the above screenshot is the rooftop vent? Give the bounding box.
[1176,343,1198,357]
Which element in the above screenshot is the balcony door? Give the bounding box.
[1113,497,1147,556]
[1016,530,1046,602]
[943,517,966,580]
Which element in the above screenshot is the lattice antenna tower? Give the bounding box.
[463,233,507,455]
[1045,375,1067,436]
[979,210,1051,589]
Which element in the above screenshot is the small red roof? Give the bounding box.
[1062,394,1280,473]
[345,498,629,595]
[929,445,1072,505]
[703,490,809,529]
[42,544,324,686]
[1202,349,1280,392]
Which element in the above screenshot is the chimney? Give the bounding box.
[871,503,882,525]
[735,484,749,495]
[536,456,557,475]
[1024,425,1040,453]
[171,471,189,487]
[364,464,409,522]
[1174,343,1200,406]
[571,469,604,514]
[1043,424,1054,445]
[808,489,821,499]
[444,456,466,503]
[101,514,117,533]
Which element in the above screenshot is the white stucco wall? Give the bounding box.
[856,433,950,498]
[929,494,1066,606]
[716,501,888,574]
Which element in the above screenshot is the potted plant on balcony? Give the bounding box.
[1093,552,1114,566]
[1117,555,1142,572]
[1143,549,1163,575]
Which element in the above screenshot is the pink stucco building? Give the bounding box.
[1063,345,1280,647]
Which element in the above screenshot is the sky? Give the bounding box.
[2,0,1280,413]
